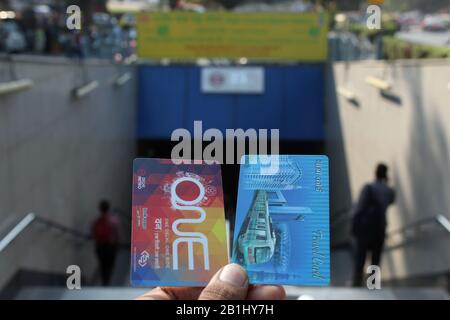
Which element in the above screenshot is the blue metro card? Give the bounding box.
[231,155,330,285]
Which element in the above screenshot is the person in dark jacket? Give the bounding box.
[351,163,395,287]
[92,200,120,286]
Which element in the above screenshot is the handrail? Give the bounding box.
[330,207,354,228]
[3,211,447,254]
[0,212,91,253]
[35,214,92,240]
[330,211,450,250]
[0,211,132,254]
[385,214,450,250]
[436,215,450,233]
[386,214,450,239]
[386,215,436,239]
[331,206,450,238]
[0,213,36,252]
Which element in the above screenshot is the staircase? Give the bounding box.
[3,213,450,300]
[9,245,450,300]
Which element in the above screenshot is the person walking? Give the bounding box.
[92,200,120,286]
[351,163,395,287]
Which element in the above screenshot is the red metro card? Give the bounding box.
[131,158,229,286]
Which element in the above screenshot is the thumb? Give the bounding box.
[198,264,249,300]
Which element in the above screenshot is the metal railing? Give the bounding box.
[2,210,449,254]
[0,213,91,253]
[330,208,450,250]
[0,211,131,254]
[385,214,450,250]
[330,207,353,231]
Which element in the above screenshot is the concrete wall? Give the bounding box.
[0,55,136,290]
[326,59,450,281]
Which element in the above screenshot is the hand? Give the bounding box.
[138,263,286,300]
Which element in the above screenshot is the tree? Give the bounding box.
[322,0,362,10]
[216,0,243,9]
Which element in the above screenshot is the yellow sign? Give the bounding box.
[137,12,328,61]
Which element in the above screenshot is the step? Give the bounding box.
[285,286,450,300]
[14,286,449,300]
[15,286,148,300]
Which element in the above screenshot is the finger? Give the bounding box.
[246,285,286,300]
[137,286,204,300]
[198,264,248,300]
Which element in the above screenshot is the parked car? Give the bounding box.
[397,11,422,30]
[422,15,448,32]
